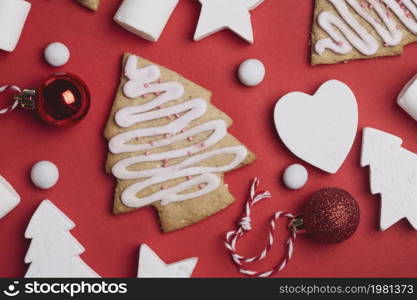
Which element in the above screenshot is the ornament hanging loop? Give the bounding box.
[0,85,22,115]
[225,178,297,278]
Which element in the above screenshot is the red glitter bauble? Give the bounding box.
[36,73,90,127]
[302,188,360,243]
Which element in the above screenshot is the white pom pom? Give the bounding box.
[44,42,70,67]
[31,161,59,189]
[282,164,308,190]
[238,59,265,87]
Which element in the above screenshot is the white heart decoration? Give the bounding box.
[274,80,358,174]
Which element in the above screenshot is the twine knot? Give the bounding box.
[239,216,252,231]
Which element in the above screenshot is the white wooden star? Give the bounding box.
[137,244,198,278]
[194,0,265,44]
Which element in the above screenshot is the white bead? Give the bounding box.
[31,161,59,189]
[238,59,265,87]
[282,164,308,190]
[44,42,70,67]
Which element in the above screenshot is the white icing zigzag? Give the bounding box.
[109,55,247,208]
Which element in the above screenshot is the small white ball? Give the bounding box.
[44,42,70,67]
[238,59,265,87]
[31,161,59,189]
[282,164,308,190]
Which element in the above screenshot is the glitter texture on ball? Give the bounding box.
[302,188,360,243]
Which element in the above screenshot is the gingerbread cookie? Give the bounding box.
[311,0,417,65]
[76,0,100,11]
[104,54,255,232]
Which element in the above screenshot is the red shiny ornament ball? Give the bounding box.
[302,188,360,243]
[37,73,90,127]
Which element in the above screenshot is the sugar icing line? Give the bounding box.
[109,55,247,208]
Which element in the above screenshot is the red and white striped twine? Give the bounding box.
[225,178,297,278]
[0,85,21,115]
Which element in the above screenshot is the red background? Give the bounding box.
[1,0,417,278]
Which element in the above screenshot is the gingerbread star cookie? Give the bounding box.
[104,54,256,232]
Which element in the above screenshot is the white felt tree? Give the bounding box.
[361,127,417,231]
[24,200,100,278]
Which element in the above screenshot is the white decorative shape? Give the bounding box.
[137,244,198,278]
[238,58,265,87]
[24,200,100,278]
[44,42,70,67]
[113,0,179,42]
[194,0,264,44]
[0,0,31,52]
[361,127,417,231]
[397,73,417,122]
[282,164,308,190]
[30,161,59,189]
[274,80,358,174]
[0,175,20,219]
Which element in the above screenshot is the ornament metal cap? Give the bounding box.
[288,215,306,234]
[13,89,36,111]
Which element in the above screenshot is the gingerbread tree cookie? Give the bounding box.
[311,0,417,65]
[104,54,255,232]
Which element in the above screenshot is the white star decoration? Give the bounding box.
[194,0,265,43]
[137,244,198,278]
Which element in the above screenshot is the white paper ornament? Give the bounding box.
[137,244,198,278]
[0,175,20,219]
[194,0,265,43]
[361,127,417,231]
[24,200,100,278]
[274,80,358,174]
[30,161,59,189]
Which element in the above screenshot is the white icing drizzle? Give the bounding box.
[315,0,417,56]
[109,55,247,208]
